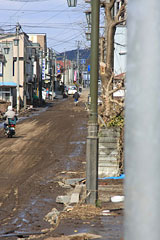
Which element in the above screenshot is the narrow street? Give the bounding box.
[0,92,88,236]
[0,91,123,240]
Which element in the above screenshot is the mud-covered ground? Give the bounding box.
[0,90,123,240]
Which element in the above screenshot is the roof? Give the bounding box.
[0,32,29,41]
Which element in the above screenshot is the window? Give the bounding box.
[13,60,16,76]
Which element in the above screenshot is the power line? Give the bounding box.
[21,25,83,30]
[0,21,85,26]
[0,8,81,12]
[50,32,84,48]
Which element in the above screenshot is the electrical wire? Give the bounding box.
[0,8,80,12]
[1,1,28,28]
[50,32,84,48]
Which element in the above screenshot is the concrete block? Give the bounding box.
[99,137,118,143]
[99,137,119,144]
[99,149,119,156]
[73,184,83,194]
[70,193,79,204]
[56,195,70,204]
[98,161,119,168]
[99,128,120,137]
[99,148,118,155]
[99,151,119,158]
[65,178,85,186]
[99,156,118,161]
[98,166,120,178]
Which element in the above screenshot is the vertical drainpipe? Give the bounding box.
[125,1,160,239]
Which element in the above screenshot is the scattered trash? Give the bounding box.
[102,210,111,216]
[111,195,124,203]
[63,206,74,212]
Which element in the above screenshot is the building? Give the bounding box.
[28,33,47,53]
[0,32,37,107]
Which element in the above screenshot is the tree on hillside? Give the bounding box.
[101,0,127,121]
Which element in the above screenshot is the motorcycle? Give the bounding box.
[4,118,16,138]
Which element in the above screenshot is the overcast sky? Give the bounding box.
[0,0,89,53]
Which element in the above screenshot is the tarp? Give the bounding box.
[99,174,125,180]
[0,82,17,87]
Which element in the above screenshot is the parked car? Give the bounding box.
[68,86,77,95]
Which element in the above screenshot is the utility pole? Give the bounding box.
[24,49,27,109]
[63,51,66,85]
[15,23,21,113]
[77,41,80,85]
[51,50,56,100]
[86,0,100,205]
[39,50,43,105]
[54,51,57,94]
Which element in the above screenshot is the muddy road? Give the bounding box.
[0,94,88,237]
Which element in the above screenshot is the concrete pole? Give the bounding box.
[125,1,160,240]
[23,50,27,109]
[54,52,57,93]
[63,51,66,85]
[39,50,43,105]
[16,23,20,113]
[77,41,80,85]
[86,0,100,205]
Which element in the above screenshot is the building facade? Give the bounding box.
[0,33,37,107]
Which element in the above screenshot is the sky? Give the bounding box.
[0,0,90,53]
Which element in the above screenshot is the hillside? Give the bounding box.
[58,48,90,62]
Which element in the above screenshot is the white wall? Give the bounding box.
[114,25,127,75]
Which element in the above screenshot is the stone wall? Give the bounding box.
[98,127,121,178]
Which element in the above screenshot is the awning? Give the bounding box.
[0,82,22,87]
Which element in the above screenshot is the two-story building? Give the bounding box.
[0,32,40,108]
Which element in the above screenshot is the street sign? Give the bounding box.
[81,59,86,64]
[88,65,90,72]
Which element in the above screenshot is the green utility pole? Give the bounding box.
[86,0,100,205]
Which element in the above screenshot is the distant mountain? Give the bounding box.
[57,49,90,62]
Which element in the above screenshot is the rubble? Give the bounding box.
[44,208,60,225]
[56,196,71,205]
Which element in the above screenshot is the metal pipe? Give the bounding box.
[125,1,160,239]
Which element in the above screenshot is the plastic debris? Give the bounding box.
[111,196,125,203]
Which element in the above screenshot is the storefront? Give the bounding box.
[0,82,17,107]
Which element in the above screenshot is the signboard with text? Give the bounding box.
[42,59,45,80]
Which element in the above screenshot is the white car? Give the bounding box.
[68,86,77,95]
